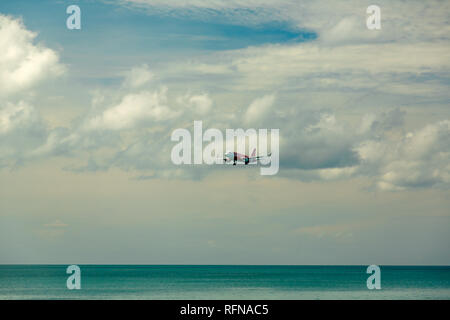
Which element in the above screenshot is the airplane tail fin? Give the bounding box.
[251,148,256,157]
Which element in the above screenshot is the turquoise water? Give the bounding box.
[0,265,449,299]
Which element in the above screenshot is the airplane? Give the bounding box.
[222,148,272,165]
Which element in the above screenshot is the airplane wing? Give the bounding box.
[248,152,271,162]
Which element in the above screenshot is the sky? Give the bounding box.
[0,0,449,265]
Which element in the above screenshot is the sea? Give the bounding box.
[0,265,449,300]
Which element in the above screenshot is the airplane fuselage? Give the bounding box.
[224,152,250,165]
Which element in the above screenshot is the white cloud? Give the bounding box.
[244,94,275,125]
[0,101,47,168]
[305,113,341,133]
[0,15,64,167]
[150,0,449,102]
[231,42,449,92]
[123,64,154,88]
[0,101,36,135]
[317,166,357,181]
[85,88,179,130]
[0,14,64,97]
[123,0,450,44]
[2,60,448,191]
[277,110,449,191]
[357,120,450,190]
[179,93,213,115]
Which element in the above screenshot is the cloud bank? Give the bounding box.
[0,3,449,191]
